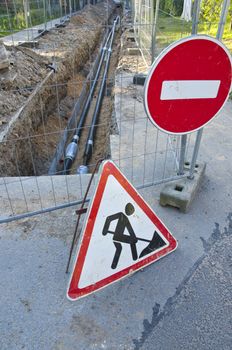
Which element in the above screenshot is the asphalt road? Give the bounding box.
[138,214,232,350]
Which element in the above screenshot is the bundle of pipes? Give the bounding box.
[63,16,120,175]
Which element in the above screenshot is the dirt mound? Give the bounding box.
[0,47,47,121]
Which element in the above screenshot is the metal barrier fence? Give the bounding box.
[131,0,231,186]
[0,0,98,34]
[0,0,101,44]
[0,0,231,223]
[132,0,231,66]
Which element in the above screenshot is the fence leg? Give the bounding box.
[178,134,187,175]
[69,0,72,16]
[188,128,203,179]
[217,0,230,40]
[178,0,202,179]
[43,0,47,31]
[191,0,201,35]
[151,0,160,63]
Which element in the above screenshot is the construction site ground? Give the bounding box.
[0,5,232,350]
[0,1,118,176]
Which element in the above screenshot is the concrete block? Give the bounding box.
[133,73,147,85]
[160,162,206,213]
[126,47,141,56]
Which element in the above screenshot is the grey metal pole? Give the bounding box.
[59,0,63,19]
[151,0,160,63]
[64,0,67,17]
[23,0,29,40]
[43,0,47,31]
[178,134,187,175]
[191,0,201,34]
[188,0,230,179]
[217,0,230,40]
[179,0,202,179]
[12,0,19,28]
[69,0,72,16]
[138,0,142,48]
[48,0,51,25]
[188,128,203,179]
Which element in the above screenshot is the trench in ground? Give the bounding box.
[0,2,122,177]
[33,32,121,176]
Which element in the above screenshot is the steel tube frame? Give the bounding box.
[217,0,230,40]
[178,134,187,175]
[151,0,160,63]
[179,0,202,178]
[188,128,203,179]
[188,0,230,179]
[0,173,188,225]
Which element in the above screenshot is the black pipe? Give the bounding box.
[83,16,119,166]
[63,27,113,175]
[75,28,113,139]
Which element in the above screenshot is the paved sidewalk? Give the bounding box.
[2,16,70,46]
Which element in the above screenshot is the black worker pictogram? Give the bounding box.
[102,203,166,269]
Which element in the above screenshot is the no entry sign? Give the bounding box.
[144,35,232,134]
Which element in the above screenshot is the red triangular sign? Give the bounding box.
[67,161,177,300]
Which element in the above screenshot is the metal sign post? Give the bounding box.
[179,0,201,177]
[189,0,231,179]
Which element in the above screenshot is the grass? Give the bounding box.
[156,14,232,52]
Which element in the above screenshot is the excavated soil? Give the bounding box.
[0,2,116,176]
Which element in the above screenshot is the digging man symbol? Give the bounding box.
[102,202,166,269]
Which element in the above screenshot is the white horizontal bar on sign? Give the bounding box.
[160,80,221,100]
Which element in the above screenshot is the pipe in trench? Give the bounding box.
[82,16,120,169]
[63,25,114,174]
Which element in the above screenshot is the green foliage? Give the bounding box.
[0,12,26,33]
[0,3,61,37]
[157,0,184,17]
[200,0,222,23]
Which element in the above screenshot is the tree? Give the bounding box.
[157,0,184,17]
[201,0,232,31]
[200,0,222,23]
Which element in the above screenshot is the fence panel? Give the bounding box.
[0,0,230,223]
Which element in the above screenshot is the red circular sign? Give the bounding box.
[144,36,232,134]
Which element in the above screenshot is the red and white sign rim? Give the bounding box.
[144,35,232,135]
[67,161,178,301]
